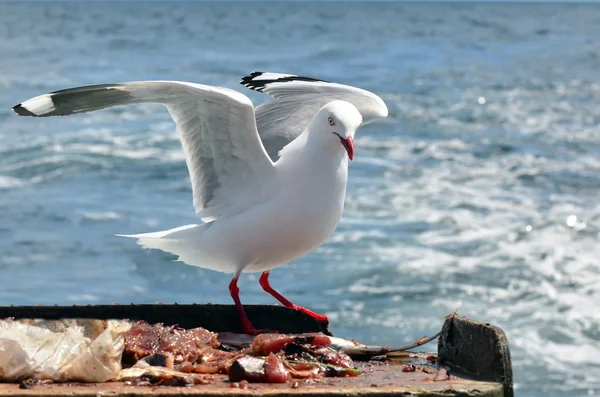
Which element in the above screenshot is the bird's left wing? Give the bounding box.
[240,72,389,161]
[12,81,275,222]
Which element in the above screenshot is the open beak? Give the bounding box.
[339,136,354,161]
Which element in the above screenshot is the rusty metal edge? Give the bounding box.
[0,384,504,397]
[0,304,332,335]
[0,305,508,397]
[437,315,513,397]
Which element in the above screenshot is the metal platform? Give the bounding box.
[0,304,512,397]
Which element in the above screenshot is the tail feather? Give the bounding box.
[117,224,201,253]
[117,223,236,273]
[116,224,199,240]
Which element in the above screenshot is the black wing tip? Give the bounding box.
[239,71,328,92]
[240,71,267,92]
[240,71,263,83]
[247,71,263,79]
[12,103,36,117]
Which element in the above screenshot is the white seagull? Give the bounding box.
[12,72,388,334]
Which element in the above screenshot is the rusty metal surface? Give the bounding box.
[0,305,511,397]
[438,315,513,397]
[0,361,503,397]
[0,304,331,335]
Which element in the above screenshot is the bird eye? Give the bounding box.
[328,116,335,126]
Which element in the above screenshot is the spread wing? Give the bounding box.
[12,81,275,222]
[240,72,389,161]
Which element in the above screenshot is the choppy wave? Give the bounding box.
[1,2,599,396]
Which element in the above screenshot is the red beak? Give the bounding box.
[339,136,354,161]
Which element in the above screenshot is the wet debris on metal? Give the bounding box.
[0,304,510,397]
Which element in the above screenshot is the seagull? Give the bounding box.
[12,72,388,334]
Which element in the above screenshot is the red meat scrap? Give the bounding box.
[123,321,237,373]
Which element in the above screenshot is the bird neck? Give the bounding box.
[277,129,347,168]
[277,130,309,160]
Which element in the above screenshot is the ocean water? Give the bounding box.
[1,1,599,395]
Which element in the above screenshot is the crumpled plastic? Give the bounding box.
[0,318,131,382]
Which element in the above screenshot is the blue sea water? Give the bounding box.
[1,1,599,395]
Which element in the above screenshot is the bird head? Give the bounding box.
[309,100,363,161]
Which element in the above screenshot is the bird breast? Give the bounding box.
[277,157,348,244]
[237,154,349,270]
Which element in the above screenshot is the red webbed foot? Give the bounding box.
[259,271,329,324]
[293,305,328,323]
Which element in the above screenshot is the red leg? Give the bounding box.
[229,274,270,335]
[259,271,328,323]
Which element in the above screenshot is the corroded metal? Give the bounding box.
[0,304,332,335]
[0,363,504,397]
[438,314,513,397]
[0,304,510,397]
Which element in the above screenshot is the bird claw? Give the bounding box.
[314,315,329,324]
[294,306,329,324]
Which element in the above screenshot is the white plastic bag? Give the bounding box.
[0,318,131,382]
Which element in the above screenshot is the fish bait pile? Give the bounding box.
[0,317,442,386]
[119,321,359,385]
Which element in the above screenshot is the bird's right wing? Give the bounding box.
[13,81,275,222]
[240,72,388,161]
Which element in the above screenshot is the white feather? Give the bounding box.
[241,72,388,161]
[19,95,55,116]
[249,72,292,81]
[13,78,378,277]
[16,81,275,222]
